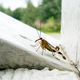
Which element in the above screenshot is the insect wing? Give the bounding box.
[47,42,56,51]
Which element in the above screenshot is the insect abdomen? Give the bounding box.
[58,52,66,60]
[45,44,56,52]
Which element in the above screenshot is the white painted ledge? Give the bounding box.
[0,12,78,74]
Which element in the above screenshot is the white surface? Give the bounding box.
[0,11,77,72]
[0,7,80,80]
[61,0,80,65]
[0,68,78,80]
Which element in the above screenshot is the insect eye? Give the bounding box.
[40,38,42,39]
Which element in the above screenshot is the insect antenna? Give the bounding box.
[36,27,41,38]
[39,21,42,38]
[35,20,42,38]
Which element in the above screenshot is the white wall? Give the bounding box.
[61,0,80,64]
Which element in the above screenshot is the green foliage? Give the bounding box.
[12,8,22,20]
[38,0,61,22]
[35,17,61,33]
[47,16,55,23]
[0,5,13,16]
[36,25,60,33]
[21,1,39,26]
[0,5,5,12]
[4,8,13,16]
[0,0,61,33]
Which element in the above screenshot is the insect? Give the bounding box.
[35,21,66,60]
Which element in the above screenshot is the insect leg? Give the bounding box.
[58,52,66,60]
[52,52,55,56]
[41,49,44,55]
[52,52,60,60]
[36,45,41,52]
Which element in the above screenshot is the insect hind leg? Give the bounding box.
[52,52,60,60]
[52,52,55,56]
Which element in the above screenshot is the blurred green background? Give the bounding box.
[0,0,61,33]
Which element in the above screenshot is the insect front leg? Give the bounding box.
[31,41,39,48]
[41,49,44,55]
[36,45,41,52]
